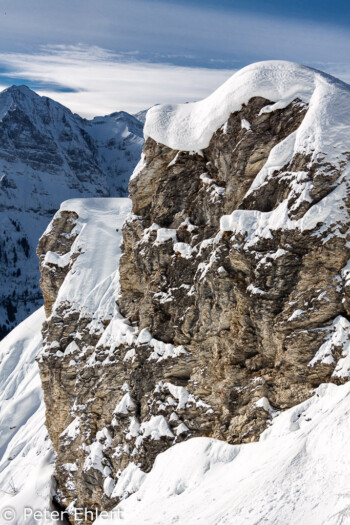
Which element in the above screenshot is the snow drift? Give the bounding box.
[95,381,350,525]
[144,60,350,160]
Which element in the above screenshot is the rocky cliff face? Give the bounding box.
[37,62,350,523]
[119,94,350,446]
[0,85,144,338]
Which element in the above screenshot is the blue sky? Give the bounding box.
[0,0,349,116]
[166,0,350,27]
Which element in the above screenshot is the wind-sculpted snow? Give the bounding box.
[95,382,350,525]
[145,60,350,158]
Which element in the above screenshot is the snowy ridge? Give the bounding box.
[144,60,350,158]
[44,198,132,318]
[95,382,350,525]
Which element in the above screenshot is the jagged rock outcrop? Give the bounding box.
[0,85,144,338]
[38,62,350,522]
[118,93,350,445]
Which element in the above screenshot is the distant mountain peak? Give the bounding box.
[5,84,36,94]
[2,84,41,102]
[0,86,145,337]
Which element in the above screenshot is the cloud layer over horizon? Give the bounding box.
[0,45,234,117]
[0,1,349,117]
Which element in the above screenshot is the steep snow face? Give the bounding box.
[0,85,144,337]
[41,197,132,318]
[144,60,350,159]
[0,307,59,525]
[95,382,350,525]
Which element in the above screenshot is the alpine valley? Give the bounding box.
[2,61,350,525]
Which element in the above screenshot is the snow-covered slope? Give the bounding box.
[95,381,350,525]
[0,85,144,337]
[39,197,132,318]
[0,307,58,525]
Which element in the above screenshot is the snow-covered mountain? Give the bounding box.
[4,60,350,525]
[30,61,350,523]
[0,85,144,337]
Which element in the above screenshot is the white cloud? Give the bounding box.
[1,44,350,120]
[0,45,233,117]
